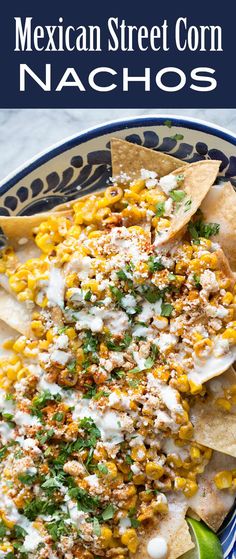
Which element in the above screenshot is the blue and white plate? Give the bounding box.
[0,114,235,557]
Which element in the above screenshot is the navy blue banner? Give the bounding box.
[0,0,234,108]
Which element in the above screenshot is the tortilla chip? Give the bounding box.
[201,181,236,271]
[133,497,194,559]
[0,210,72,247]
[111,138,187,181]
[0,288,33,336]
[189,450,236,531]
[155,160,220,245]
[0,319,18,356]
[191,368,236,457]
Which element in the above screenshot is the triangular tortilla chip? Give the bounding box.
[189,450,236,531]
[0,319,18,356]
[201,181,236,271]
[191,368,236,457]
[155,160,221,245]
[0,288,33,336]
[133,497,194,559]
[111,138,187,181]
[0,210,72,247]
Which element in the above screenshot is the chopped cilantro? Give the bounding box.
[23,497,58,520]
[164,119,172,128]
[148,256,164,273]
[117,266,133,287]
[47,514,71,541]
[83,384,97,399]
[128,378,140,388]
[97,463,108,475]
[36,428,55,445]
[67,359,77,373]
[106,333,132,351]
[193,273,201,288]
[41,476,62,490]
[170,133,184,141]
[68,487,100,513]
[184,198,192,212]
[52,411,64,422]
[0,446,7,459]
[169,189,186,203]
[18,471,37,486]
[94,390,110,401]
[84,289,92,301]
[83,331,98,354]
[58,326,68,334]
[30,390,61,418]
[93,517,101,536]
[156,201,165,217]
[2,412,14,421]
[102,504,116,521]
[0,521,7,537]
[188,219,220,243]
[125,454,134,465]
[129,508,140,528]
[109,285,123,302]
[161,302,173,317]
[142,286,161,304]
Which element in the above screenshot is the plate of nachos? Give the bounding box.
[0,129,236,559]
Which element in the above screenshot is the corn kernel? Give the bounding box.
[121,529,139,553]
[100,526,113,548]
[179,422,194,440]
[214,470,232,489]
[145,462,164,480]
[222,328,236,342]
[216,398,231,412]
[183,479,198,498]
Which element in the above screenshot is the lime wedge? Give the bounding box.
[180,517,223,559]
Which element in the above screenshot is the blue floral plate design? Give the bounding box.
[0,114,235,557]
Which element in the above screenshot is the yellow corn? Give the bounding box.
[100,526,113,548]
[214,471,232,489]
[121,528,139,553]
[145,462,164,480]
[216,398,231,412]
[222,328,236,342]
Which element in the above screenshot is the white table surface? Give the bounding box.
[0,108,235,182]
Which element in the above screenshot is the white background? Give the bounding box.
[0,108,235,181]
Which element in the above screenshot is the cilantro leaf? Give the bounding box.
[97,463,108,475]
[161,302,173,317]
[102,504,116,521]
[106,333,132,352]
[0,521,7,537]
[109,285,125,306]
[30,390,61,418]
[142,286,161,303]
[18,471,37,486]
[148,256,164,273]
[188,219,220,243]
[156,201,165,217]
[23,497,58,520]
[47,515,71,541]
[164,119,172,128]
[184,198,192,212]
[68,487,100,512]
[170,134,184,141]
[67,359,77,373]
[169,190,186,203]
[84,289,92,301]
[83,331,98,354]
[93,517,101,536]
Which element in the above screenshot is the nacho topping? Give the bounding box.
[0,157,235,559]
